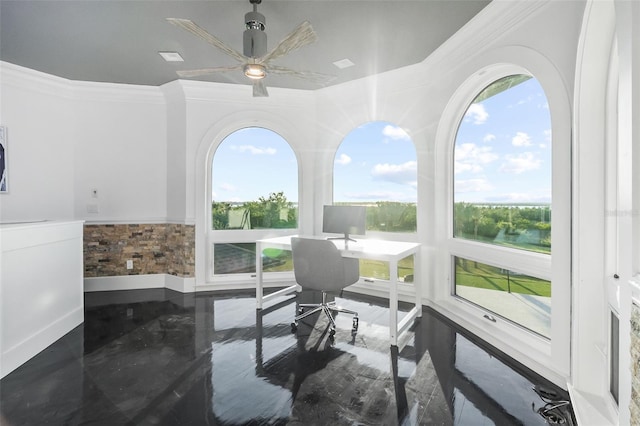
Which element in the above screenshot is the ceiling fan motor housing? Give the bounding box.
[244,11,267,58]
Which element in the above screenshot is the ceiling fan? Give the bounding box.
[167,0,333,97]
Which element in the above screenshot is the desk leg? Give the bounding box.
[390,259,399,346]
[414,250,422,317]
[256,242,263,309]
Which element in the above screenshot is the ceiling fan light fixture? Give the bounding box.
[244,63,267,79]
[168,0,322,97]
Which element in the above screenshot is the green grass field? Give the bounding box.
[455,259,551,297]
[261,249,549,297]
[263,249,415,282]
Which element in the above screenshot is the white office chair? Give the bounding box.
[290,237,360,338]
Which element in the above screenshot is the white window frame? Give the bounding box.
[434,58,571,387]
[327,121,419,298]
[197,122,301,290]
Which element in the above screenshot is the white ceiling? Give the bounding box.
[0,0,490,90]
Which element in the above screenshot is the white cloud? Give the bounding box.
[465,103,489,125]
[499,152,541,174]
[342,190,416,202]
[537,129,551,148]
[455,178,494,193]
[213,184,243,202]
[335,153,352,165]
[485,192,551,204]
[483,133,496,143]
[516,95,534,106]
[455,162,482,174]
[382,124,410,141]
[512,132,532,147]
[454,143,498,174]
[231,145,277,155]
[371,161,417,185]
[219,182,237,192]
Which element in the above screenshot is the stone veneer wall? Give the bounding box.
[631,302,640,424]
[84,224,195,278]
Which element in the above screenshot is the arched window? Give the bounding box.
[452,75,552,337]
[334,121,417,233]
[333,121,417,281]
[209,127,297,277]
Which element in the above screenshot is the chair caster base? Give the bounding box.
[328,327,336,342]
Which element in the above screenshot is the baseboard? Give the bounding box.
[84,274,195,293]
[84,275,166,292]
[164,274,195,293]
[1,306,83,379]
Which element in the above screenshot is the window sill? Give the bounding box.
[567,384,617,426]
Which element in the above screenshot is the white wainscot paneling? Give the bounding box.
[1,220,84,379]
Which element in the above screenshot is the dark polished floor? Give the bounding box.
[0,288,575,425]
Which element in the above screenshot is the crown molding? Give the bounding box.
[1,61,74,98]
[72,80,164,105]
[174,78,314,107]
[1,61,164,104]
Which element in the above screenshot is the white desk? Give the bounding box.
[255,235,422,346]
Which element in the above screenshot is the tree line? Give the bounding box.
[212,193,551,252]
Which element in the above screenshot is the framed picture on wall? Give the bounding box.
[0,126,7,193]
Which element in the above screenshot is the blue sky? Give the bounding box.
[212,122,418,204]
[212,127,298,203]
[333,121,416,203]
[213,77,550,205]
[454,77,552,204]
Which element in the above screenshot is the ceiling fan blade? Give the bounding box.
[167,18,246,63]
[177,65,242,78]
[261,21,317,63]
[253,80,269,97]
[267,65,336,84]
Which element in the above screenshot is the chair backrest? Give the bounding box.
[291,237,360,292]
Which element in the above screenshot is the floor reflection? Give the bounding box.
[0,288,574,425]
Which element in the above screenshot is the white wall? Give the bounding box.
[0,66,75,221]
[0,63,168,223]
[73,82,167,223]
[162,81,188,223]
